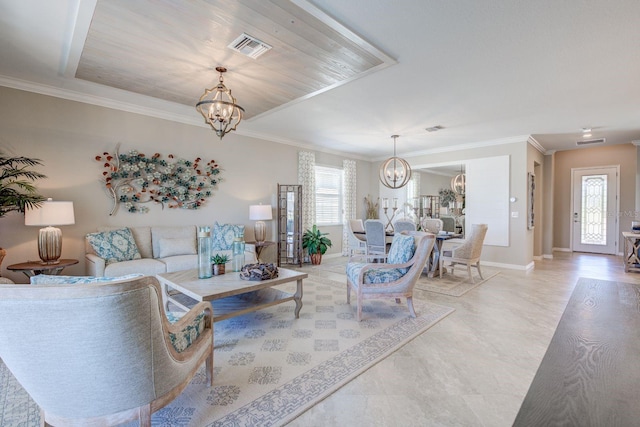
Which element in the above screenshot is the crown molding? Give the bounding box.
[527,136,547,154]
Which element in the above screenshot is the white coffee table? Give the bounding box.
[156,267,308,322]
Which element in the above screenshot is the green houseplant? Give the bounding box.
[302,225,332,265]
[0,152,46,272]
[211,254,229,275]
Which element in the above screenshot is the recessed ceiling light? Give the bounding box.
[583,133,592,138]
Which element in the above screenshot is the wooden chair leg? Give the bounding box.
[139,404,152,427]
[206,350,214,387]
[467,264,474,283]
[406,296,416,318]
[346,283,351,304]
[476,261,484,279]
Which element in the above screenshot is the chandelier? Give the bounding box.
[379,135,412,189]
[196,67,244,139]
[451,165,466,195]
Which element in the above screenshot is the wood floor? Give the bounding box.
[287,252,640,426]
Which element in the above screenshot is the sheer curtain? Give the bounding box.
[298,152,316,234]
[342,159,357,256]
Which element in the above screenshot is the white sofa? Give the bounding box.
[85,225,256,277]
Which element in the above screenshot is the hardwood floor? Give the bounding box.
[287,252,640,426]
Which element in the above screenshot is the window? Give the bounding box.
[315,165,343,225]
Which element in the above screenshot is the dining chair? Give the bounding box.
[393,219,416,234]
[422,218,443,234]
[0,275,213,427]
[346,231,436,321]
[364,219,387,256]
[439,223,488,282]
[348,219,367,255]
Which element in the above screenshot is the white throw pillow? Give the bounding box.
[158,237,196,258]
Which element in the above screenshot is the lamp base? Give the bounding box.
[254,221,266,243]
[38,226,62,265]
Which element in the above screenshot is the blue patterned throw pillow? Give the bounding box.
[86,228,142,265]
[211,222,245,250]
[387,234,415,274]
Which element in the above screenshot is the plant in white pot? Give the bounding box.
[302,225,332,265]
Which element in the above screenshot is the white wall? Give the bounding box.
[0,87,372,283]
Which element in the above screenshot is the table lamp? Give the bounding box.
[24,198,75,264]
[249,204,272,243]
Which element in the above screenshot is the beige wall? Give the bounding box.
[0,87,372,283]
[553,143,637,252]
[401,141,532,268]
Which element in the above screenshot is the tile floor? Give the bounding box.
[287,252,640,426]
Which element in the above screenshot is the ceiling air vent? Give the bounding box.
[576,138,606,146]
[425,125,444,132]
[228,33,272,59]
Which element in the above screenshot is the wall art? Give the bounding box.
[95,144,222,215]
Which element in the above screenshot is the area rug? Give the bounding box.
[415,269,501,296]
[0,277,454,427]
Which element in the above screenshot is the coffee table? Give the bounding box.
[156,267,308,322]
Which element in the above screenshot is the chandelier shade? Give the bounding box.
[379,135,412,189]
[196,67,244,139]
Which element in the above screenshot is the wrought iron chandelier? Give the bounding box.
[196,67,244,139]
[379,135,412,189]
[451,164,466,195]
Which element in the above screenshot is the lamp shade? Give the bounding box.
[249,204,273,221]
[25,199,75,226]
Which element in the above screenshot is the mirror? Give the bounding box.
[277,184,303,266]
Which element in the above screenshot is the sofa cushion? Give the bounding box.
[96,226,152,259]
[86,228,141,265]
[30,273,144,285]
[159,254,198,273]
[104,258,167,277]
[158,237,196,258]
[212,222,245,250]
[166,311,206,353]
[346,262,406,286]
[387,234,415,274]
[151,226,196,259]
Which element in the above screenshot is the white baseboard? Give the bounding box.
[481,260,535,271]
[553,247,571,252]
[543,254,554,259]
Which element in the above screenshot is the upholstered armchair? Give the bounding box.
[346,231,435,321]
[439,223,488,282]
[0,275,213,427]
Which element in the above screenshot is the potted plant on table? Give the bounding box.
[211,254,229,275]
[302,225,332,265]
[0,152,46,273]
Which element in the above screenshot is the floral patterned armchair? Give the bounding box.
[346,231,435,321]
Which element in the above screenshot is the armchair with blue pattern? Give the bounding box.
[346,231,435,321]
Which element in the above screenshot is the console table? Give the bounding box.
[622,231,640,273]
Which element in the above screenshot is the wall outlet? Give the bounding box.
[511,211,519,218]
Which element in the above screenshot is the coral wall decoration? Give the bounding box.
[95,144,222,215]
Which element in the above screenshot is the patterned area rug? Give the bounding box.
[0,277,453,427]
[415,268,501,296]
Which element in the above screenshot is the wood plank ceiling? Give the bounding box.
[76,0,394,120]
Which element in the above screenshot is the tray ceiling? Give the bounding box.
[75,0,395,120]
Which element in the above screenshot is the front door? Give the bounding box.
[571,166,618,254]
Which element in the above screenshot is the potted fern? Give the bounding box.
[302,225,332,265]
[0,152,46,272]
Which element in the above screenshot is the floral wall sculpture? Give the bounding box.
[95,145,222,215]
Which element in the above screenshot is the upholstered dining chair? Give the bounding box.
[439,223,488,282]
[422,218,443,234]
[393,219,416,234]
[364,219,388,256]
[346,231,436,321]
[0,275,213,427]
[348,218,367,256]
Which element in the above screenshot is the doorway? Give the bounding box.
[571,166,619,255]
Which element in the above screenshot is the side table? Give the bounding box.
[7,259,79,278]
[247,241,275,263]
[622,232,640,273]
